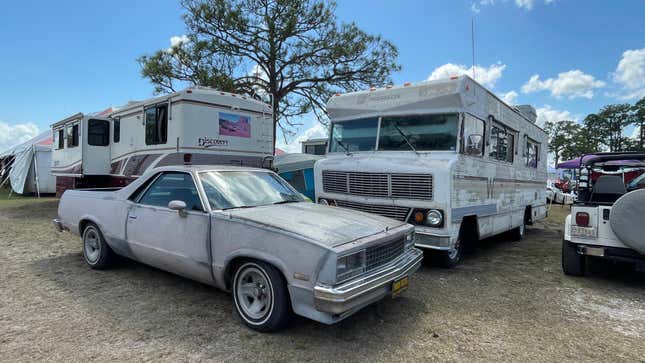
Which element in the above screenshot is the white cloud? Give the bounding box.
[0,122,40,153]
[166,35,190,53]
[276,123,328,153]
[501,90,518,104]
[427,62,506,88]
[521,70,606,99]
[470,0,553,12]
[611,48,645,100]
[632,125,642,140]
[535,105,577,127]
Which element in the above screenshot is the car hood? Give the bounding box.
[223,202,405,247]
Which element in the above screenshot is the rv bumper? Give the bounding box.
[414,232,451,250]
[313,248,423,315]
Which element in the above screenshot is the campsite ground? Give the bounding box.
[1,192,644,362]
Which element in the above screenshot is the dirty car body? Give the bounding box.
[54,165,422,330]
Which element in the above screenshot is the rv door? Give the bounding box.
[83,118,111,175]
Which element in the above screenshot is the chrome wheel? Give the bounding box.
[448,238,461,260]
[235,264,274,322]
[83,227,101,264]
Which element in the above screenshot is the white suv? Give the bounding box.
[562,152,645,276]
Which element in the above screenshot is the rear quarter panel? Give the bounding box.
[58,190,129,244]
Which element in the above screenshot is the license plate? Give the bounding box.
[571,226,596,238]
[391,276,409,297]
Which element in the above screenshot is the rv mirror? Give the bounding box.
[168,200,188,217]
[466,134,483,155]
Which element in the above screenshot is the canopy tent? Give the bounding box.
[0,131,55,196]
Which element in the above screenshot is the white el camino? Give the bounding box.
[54,165,423,331]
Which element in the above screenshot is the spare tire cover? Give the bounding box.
[609,189,645,254]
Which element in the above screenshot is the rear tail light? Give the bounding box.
[575,212,590,227]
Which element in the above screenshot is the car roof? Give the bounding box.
[147,165,271,174]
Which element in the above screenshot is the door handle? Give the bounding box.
[128,215,138,220]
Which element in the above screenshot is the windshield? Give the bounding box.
[379,114,459,151]
[329,117,378,152]
[328,113,459,153]
[198,171,304,210]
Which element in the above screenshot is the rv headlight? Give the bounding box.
[404,232,416,250]
[426,209,443,227]
[318,198,329,205]
[336,250,365,282]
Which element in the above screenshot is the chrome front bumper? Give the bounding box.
[414,232,451,250]
[313,248,423,315]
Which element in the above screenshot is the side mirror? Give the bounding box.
[466,134,483,155]
[168,200,188,217]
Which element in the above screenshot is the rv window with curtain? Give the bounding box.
[67,123,79,148]
[88,119,110,146]
[145,104,168,145]
[54,129,64,149]
[113,119,120,143]
[489,124,514,162]
[462,114,485,156]
[525,138,539,168]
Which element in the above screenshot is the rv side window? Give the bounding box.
[113,119,120,143]
[54,129,65,149]
[88,119,110,146]
[489,124,514,163]
[525,138,539,168]
[462,115,485,156]
[145,104,168,145]
[67,124,79,148]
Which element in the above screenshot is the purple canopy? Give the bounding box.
[557,155,643,169]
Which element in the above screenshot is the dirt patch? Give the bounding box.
[0,200,643,362]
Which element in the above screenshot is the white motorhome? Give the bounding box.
[51,87,273,195]
[314,76,547,267]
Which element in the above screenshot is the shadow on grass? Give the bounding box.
[29,250,428,355]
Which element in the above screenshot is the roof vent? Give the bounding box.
[516,105,537,123]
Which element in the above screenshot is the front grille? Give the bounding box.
[366,238,405,271]
[322,170,433,200]
[335,200,410,221]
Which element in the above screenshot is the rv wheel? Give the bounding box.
[437,239,463,268]
[511,224,525,241]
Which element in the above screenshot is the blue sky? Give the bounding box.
[1,0,644,153]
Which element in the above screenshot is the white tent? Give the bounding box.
[0,131,55,196]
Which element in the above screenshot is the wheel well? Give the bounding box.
[524,206,533,225]
[78,219,93,235]
[459,216,479,241]
[224,257,288,291]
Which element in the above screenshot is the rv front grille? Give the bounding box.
[334,200,410,221]
[366,237,405,272]
[322,171,433,200]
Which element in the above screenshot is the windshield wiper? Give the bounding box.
[272,200,300,205]
[391,123,420,155]
[332,135,351,155]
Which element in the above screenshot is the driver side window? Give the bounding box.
[462,115,485,156]
[138,172,203,211]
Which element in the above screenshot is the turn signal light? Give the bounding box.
[575,212,590,227]
[413,211,425,224]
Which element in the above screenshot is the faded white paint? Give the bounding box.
[56,165,421,325]
[315,76,547,251]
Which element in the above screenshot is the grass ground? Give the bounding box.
[0,198,643,362]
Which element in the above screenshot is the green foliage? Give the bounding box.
[138,0,401,145]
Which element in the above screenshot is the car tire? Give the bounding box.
[437,238,463,268]
[562,240,585,276]
[232,261,292,332]
[82,222,114,270]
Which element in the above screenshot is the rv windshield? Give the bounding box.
[329,117,378,153]
[328,113,459,153]
[379,114,459,151]
[198,171,304,210]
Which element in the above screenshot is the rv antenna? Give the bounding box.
[471,18,476,81]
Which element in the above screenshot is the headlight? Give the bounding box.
[426,209,443,227]
[336,250,365,282]
[405,232,415,250]
[318,198,329,205]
